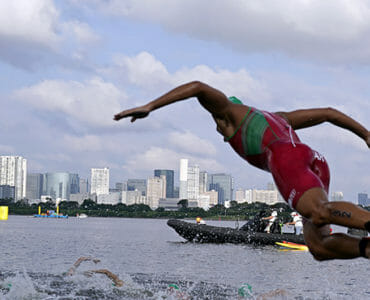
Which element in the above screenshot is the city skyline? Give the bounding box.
[2,155,368,207]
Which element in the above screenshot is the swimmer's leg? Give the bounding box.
[296,187,370,231]
[303,220,369,260]
[296,188,370,260]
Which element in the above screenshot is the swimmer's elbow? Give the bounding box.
[325,107,341,123]
[188,81,207,94]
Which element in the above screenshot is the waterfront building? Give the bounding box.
[200,190,218,207]
[158,198,180,211]
[0,156,27,201]
[97,192,120,205]
[154,169,174,198]
[198,194,210,210]
[179,159,188,200]
[244,188,283,205]
[26,173,43,201]
[0,185,15,199]
[122,190,144,206]
[235,189,246,203]
[147,176,166,209]
[331,191,344,202]
[90,168,109,196]
[127,179,146,196]
[187,165,200,201]
[69,193,91,205]
[208,173,233,205]
[43,172,71,201]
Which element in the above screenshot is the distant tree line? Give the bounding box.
[0,198,369,221]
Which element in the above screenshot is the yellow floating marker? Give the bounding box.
[38,206,41,215]
[0,206,8,220]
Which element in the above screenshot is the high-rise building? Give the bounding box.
[90,168,109,196]
[69,173,80,194]
[173,186,180,198]
[154,170,174,198]
[187,165,200,201]
[43,172,71,201]
[179,159,188,200]
[26,173,43,200]
[208,173,233,205]
[147,175,166,209]
[358,193,369,206]
[0,185,15,199]
[0,156,27,201]
[127,179,147,196]
[199,171,208,194]
[115,182,127,192]
[79,178,89,194]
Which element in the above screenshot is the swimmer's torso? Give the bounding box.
[225,107,301,171]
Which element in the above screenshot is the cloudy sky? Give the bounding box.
[1,0,369,202]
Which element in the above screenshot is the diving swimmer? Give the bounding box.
[114,81,370,261]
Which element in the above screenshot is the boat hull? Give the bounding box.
[167,219,305,245]
[34,214,68,219]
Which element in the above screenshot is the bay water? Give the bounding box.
[0,216,369,299]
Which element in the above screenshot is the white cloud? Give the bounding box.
[104,51,268,102]
[0,0,60,47]
[168,131,217,156]
[14,77,126,127]
[0,0,100,69]
[113,51,169,88]
[61,21,101,45]
[90,0,370,64]
[299,123,368,152]
[123,146,224,173]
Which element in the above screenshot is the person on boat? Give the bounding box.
[67,256,124,287]
[262,210,278,234]
[114,81,370,261]
[285,212,303,235]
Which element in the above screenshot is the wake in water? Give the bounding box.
[0,270,237,299]
[0,270,289,299]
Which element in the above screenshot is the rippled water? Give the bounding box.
[0,216,369,299]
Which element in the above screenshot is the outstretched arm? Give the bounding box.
[67,257,100,276]
[278,108,370,148]
[114,81,231,122]
[89,269,124,287]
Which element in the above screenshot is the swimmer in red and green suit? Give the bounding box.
[114,81,370,261]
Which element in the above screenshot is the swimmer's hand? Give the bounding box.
[114,105,151,122]
[366,131,370,148]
